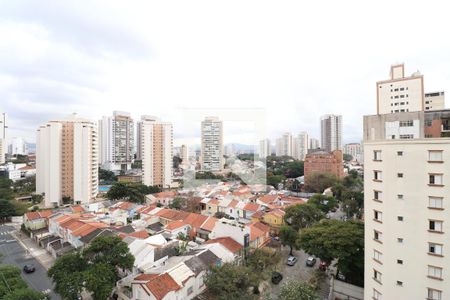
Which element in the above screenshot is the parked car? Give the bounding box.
[271,271,283,284]
[286,256,298,266]
[319,261,327,271]
[306,256,317,267]
[23,264,36,273]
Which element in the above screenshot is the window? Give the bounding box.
[428,288,442,300]
[398,216,404,221]
[374,170,382,181]
[400,87,405,91]
[429,151,443,162]
[429,197,443,209]
[399,120,414,127]
[429,220,443,233]
[373,150,382,161]
[373,249,382,262]
[373,269,382,283]
[425,120,433,127]
[400,134,414,139]
[374,230,382,242]
[429,174,443,186]
[428,266,443,280]
[397,259,403,264]
[373,289,382,300]
[374,210,382,222]
[397,194,404,199]
[397,281,403,286]
[397,151,403,156]
[397,173,404,178]
[398,238,404,243]
[374,190,382,201]
[429,243,443,256]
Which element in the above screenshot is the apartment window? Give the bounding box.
[398,238,404,243]
[400,87,405,91]
[429,220,443,233]
[374,170,382,181]
[428,288,442,300]
[429,151,443,163]
[398,216,404,221]
[374,230,382,242]
[374,190,382,201]
[425,120,433,127]
[397,173,404,178]
[429,243,443,256]
[397,281,403,286]
[429,197,443,209]
[428,266,443,280]
[373,289,382,300]
[399,120,414,127]
[373,150,382,161]
[373,249,382,262]
[397,259,403,264]
[429,174,444,186]
[400,134,414,139]
[397,151,403,156]
[373,269,382,283]
[374,210,382,222]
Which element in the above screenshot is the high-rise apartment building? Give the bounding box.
[0,112,6,164]
[343,143,363,162]
[275,132,293,157]
[309,137,320,150]
[140,117,173,188]
[180,144,189,167]
[9,137,28,155]
[377,64,445,114]
[136,115,158,161]
[320,114,342,152]
[259,139,271,158]
[293,132,309,161]
[36,114,98,207]
[201,117,224,172]
[364,64,449,300]
[98,111,134,172]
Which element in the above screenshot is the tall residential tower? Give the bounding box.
[320,114,342,152]
[201,117,224,172]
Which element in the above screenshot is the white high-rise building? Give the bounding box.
[377,64,445,114]
[140,117,173,188]
[9,137,28,155]
[309,137,320,150]
[201,117,224,172]
[293,132,309,161]
[36,114,98,207]
[180,144,189,168]
[275,133,293,157]
[98,111,134,172]
[136,115,158,161]
[343,143,363,162]
[0,112,6,164]
[320,114,342,152]
[259,139,271,158]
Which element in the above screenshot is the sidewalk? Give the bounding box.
[11,230,56,270]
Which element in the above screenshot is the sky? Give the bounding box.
[1,0,450,147]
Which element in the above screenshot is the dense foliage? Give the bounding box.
[0,265,48,299]
[284,203,324,231]
[307,194,338,214]
[106,182,161,203]
[279,280,319,300]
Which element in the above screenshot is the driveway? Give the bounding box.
[0,224,61,300]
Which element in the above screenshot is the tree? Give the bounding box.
[284,204,324,231]
[246,248,281,276]
[307,194,338,214]
[48,236,134,300]
[169,197,185,210]
[98,168,117,182]
[283,160,304,178]
[304,172,339,193]
[279,225,300,256]
[267,174,286,189]
[343,154,353,162]
[31,194,44,204]
[0,200,16,222]
[297,219,364,286]
[3,288,49,300]
[173,156,182,169]
[205,263,258,300]
[106,182,129,200]
[279,281,319,300]
[341,190,364,219]
[0,265,47,299]
[0,177,14,200]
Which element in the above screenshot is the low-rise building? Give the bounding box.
[304,150,344,185]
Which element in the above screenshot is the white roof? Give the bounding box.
[197,243,235,263]
[144,234,168,246]
[168,263,195,286]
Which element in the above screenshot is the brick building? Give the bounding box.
[304,150,344,183]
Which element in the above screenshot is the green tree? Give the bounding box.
[3,288,49,300]
[48,252,86,300]
[98,168,117,182]
[106,182,129,200]
[267,174,286,189]
[297,219,364,286]
[0,177,14,200]
[279,225,300,256]
[205,263,258,300]
[279,280,319,300]
[0,265,47,299]
[84,263,116,300]
[284,204,324,231]
[341,190,364,219]
[0,200,16,222]
[304,172,339,193]
[173,156,182,169]
[343,154,353,162]
[307,194,338,214]
[169,197,185,210]
[284,160,304,178]
[246,248,281,277]
[31,194,44,204]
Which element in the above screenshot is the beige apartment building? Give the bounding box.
[36,114,98,207]
[376,64,445,114]
[365,65,450,299]
[275,132,293,157]
[320,114,342,152]
[293,131,309,161]
[201,117,224,172]
[140,117,173,188]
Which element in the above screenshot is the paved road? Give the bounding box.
[0,224,61,300]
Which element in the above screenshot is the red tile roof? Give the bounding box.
[71,205,85,213]
[154,191,177,198]
[165,220,188,231]
[138,273,181,300]
[25,210,53,221]
[154,209,190,221]
[206,237,243,253]
[128,230,150,239]
[200,217,217,232]
[243,202,260,212]
[258,195,278,204]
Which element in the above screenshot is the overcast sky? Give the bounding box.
[1,0,450,146]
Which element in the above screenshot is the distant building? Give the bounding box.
[140,117,173,188]
[9,137,28,155]
[0,112,6,164]
[275,132,293,157]
[309,137,320,150]
[136,115,158,161]
[293,131,309,161]
[224,144,234,157]
[320,114,342,152]
[425,91,445,111]
[180,144,189,167]
[259,139,271,158]
[98,111,134,172]
[36,114,98,207]
[304,150,344,184]
[343,143,363,162]
[201,117,224,172]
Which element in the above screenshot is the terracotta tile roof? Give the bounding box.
[140,273,181,300]
[228,200,239,208]
[200,217,217,232]
[258,195,278,204]
[128,230,150,239]
[71,205,85,213]
[155,209,190,221]
[117,201,135,210]
[154,191,177,198]
[266,209,285,217]
[25,211,41,221]
[165,220,188,231]
[251,210,265,219]
[71,222,108,237]
[206,237,242,253]
[248,221,270,242]
[183,213,208,230]
[243,202,260,212]
[208,199,220,205]
[18,165,34,170]
[137,205,156,214]
[39,210,53,219]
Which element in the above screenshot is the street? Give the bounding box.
[0,224,61,300]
